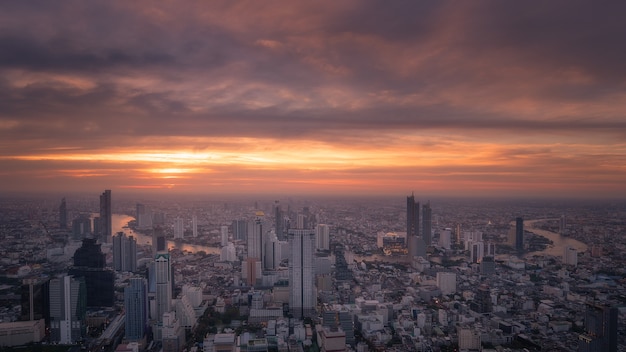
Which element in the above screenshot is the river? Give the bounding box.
[524,219,587,257]
[109,214,220,254]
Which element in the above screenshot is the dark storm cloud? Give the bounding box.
[1,1,625,150]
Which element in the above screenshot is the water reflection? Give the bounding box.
[111,214,220,254]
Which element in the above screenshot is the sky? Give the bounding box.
[1,1,625,199]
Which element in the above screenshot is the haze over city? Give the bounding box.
[1,1,625,198]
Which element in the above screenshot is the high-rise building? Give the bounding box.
[480,256,495,276]
[113,232,137,272]
[153,226,167,254]
[315,224,330,251]
[155,252,172,323]
[436,272,457,295]
[578,303,618,352]
[124,278,148,341]
[173,217,184,239]
[439,228,451,249]
[49,275,86,344]
[192,215,198,238]
[59,198,67,230]
[220,225,228,247]
[247,217,263,260]
[471,284,492,313]
[288,229,316,319]
[515,217,524,254]
[406,194,420,238]
[137,204,153,229]
[274,201,284,239]
[69,238,115,308]
[422,201,432,246]
[20,278,49,323]
[564,246,578,266]
[231,220,247,241]
[470,241,485,263]
[71,215,91,240]
[99,190,112,243]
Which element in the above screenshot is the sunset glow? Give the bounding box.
[1,2,625,198]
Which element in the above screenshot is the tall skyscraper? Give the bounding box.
[99,190,112,243]
[578,303,618,352]
[231,220,247,241]
[315,224,330,251]
[247,217,263,260]
[21,278,50,323]
[69,238,115,307]
[220,225,228,247]
[288,229,316,319]
[422,201,432,246]
[124,278,148,341]
[59,198,67,229]
[155,252,172,322]
[192,215,198,238]
[515,217,524,254]
[49,275,86,344]
[113,232,137,272]
[71,215,91,240]
[137,203,153,229]
[153,226,167,254]
[274,201,284,239]
[407,194,420,257]
[406,194,420,238]
[173,217,184,239]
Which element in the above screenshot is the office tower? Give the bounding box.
[471,284,492,313]
[221,225,228,247]
[49,275,86,344]
[515,217,524,254]
[155,252,172,322]
[71,215,91,240]
[321,305,355,346]
[124,278,148,341]
[422,201,432,246]
[470,241,485,263]
[153,226,167,254]
[480,256,496,276]
[564,246,578,266]
[455,224,461,244]
[231,220,247,241]
[264,233,281,270]
[113,232,137,272]
[59,198,67,229]
[243,258,261,286]
[578,304,618,352]
[315,224,330,251]
[247,217,263,260]
[406,194,420,237]
[21,278,50,323]
[99,190,112,243]
[192,215,198,238]
[436,272,457,295]
[288,229,316,319]
[137,204,153,229]
[439,228,451,249]
[407,194,420,256]
[274,201,284,238]
[173,217,184,239]
[559,214,567,235]
[69,238,115,307]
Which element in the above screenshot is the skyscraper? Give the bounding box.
[578,303,618,352]
[174,217,184,239]
[274,201,284,239]
[124,278,148,341]
[515,217,524,254]
[406,194,420,238]
[155,252,172,322]
[153,226,167,254]
[113,232,137,272]
[422,201,432,246]
[247,217,263,260]
[20,278,50,323]
[69,238,115,307]
[192,215,198,238]
[59,197,67,229]
[288,229,316,319]
[49,275,86,344]
[71,215,91,240]
[99,190,112,243]
[315,224,330,251]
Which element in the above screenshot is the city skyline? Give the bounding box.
[1,2,625,198]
